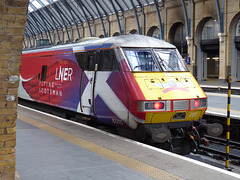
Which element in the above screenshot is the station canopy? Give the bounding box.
[26,0,159,42]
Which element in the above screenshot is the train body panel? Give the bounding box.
[20,49,81,112]
[89,71,129,127]
[133,72,206,100]
[145,109,206,124]
[19,35,223,154]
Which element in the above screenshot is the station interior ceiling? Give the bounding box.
[27,0,158,43]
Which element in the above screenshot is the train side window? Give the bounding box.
[75,52,86,70]
[41,65,47,81]
[87,53,96,71]
[100,49,119,71]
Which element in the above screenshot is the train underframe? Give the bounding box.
[134,120,223,155]
[19,98,223,155]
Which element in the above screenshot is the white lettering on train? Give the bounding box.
[38,87,63,97]
[55,66,73,82]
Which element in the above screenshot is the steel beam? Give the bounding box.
[95,0,110,37]
[81,0,96,36]
[91,0,107,37]
[23,36,27,49]
[24,25,33,38]
[36,1,64,44]
[214,0,224,33]
[33,11,51,40]
[121,0,130,9]
[114,0,125,35]
[74,0,93,37]
[29,14,44,38]
[129,0,142,34]
[153,0,164,39]
[25,24,35,47]
[109,0,123,35]
[36,0,45,7]
[29,3,46,35]
[43,7,62,44]
[61,0,81,40]
[29,3,44,38]
[27,35,33,48]
[27,17,41,39]
[180,0,191,37]
[66,3,85,39]
[51,2,71,42]
[36,11,53,44]
[25,24,35,39]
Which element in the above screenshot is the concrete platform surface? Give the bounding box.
[205,92,240,119]
[16,105,240,180]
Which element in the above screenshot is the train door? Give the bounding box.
[81,51,98,115]
[93,49,129,126]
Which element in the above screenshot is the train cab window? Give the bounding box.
[100,49,119,71]
[41,65,47,81]
[154,49,188,72]
[75,52,86,70]
[124,49,160,71]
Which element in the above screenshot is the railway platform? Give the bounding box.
[199,79,240,118]
[199,80,240,95]
[16,105,240,180]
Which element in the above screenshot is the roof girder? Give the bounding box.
[25,0,225,47]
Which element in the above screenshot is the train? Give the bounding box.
[19,34,223,154]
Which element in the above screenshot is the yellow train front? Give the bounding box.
[114,35,222,154]
[133,71,208,154]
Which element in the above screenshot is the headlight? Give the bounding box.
[191,98,207,109]
[138,101,171,112]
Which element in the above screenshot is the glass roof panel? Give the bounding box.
[30,0,42,9]
[41,0,50,6]
[29,0,54,11]
[26,0,158,37]
[28,5,34,12]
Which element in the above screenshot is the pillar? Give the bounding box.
[0,0,29,179]
[218,33,228,82]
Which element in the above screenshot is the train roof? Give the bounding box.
[87,34,175,48]
[23,34,176,54]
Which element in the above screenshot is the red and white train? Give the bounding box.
[19,35,223,154]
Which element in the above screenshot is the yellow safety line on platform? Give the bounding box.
[206,93,240,98]
[208,107,240,113]
[18,114,184,180]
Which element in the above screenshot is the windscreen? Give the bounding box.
[124,48,188,72]
[154,49,188,72]
[124,50,160,71]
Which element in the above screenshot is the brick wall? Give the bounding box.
[0,0,29,179]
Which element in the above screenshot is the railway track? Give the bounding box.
[199,135,240,165]
[205,135,240,150]
[203,114,240,142]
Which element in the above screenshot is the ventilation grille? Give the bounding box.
[173,100,189,111]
